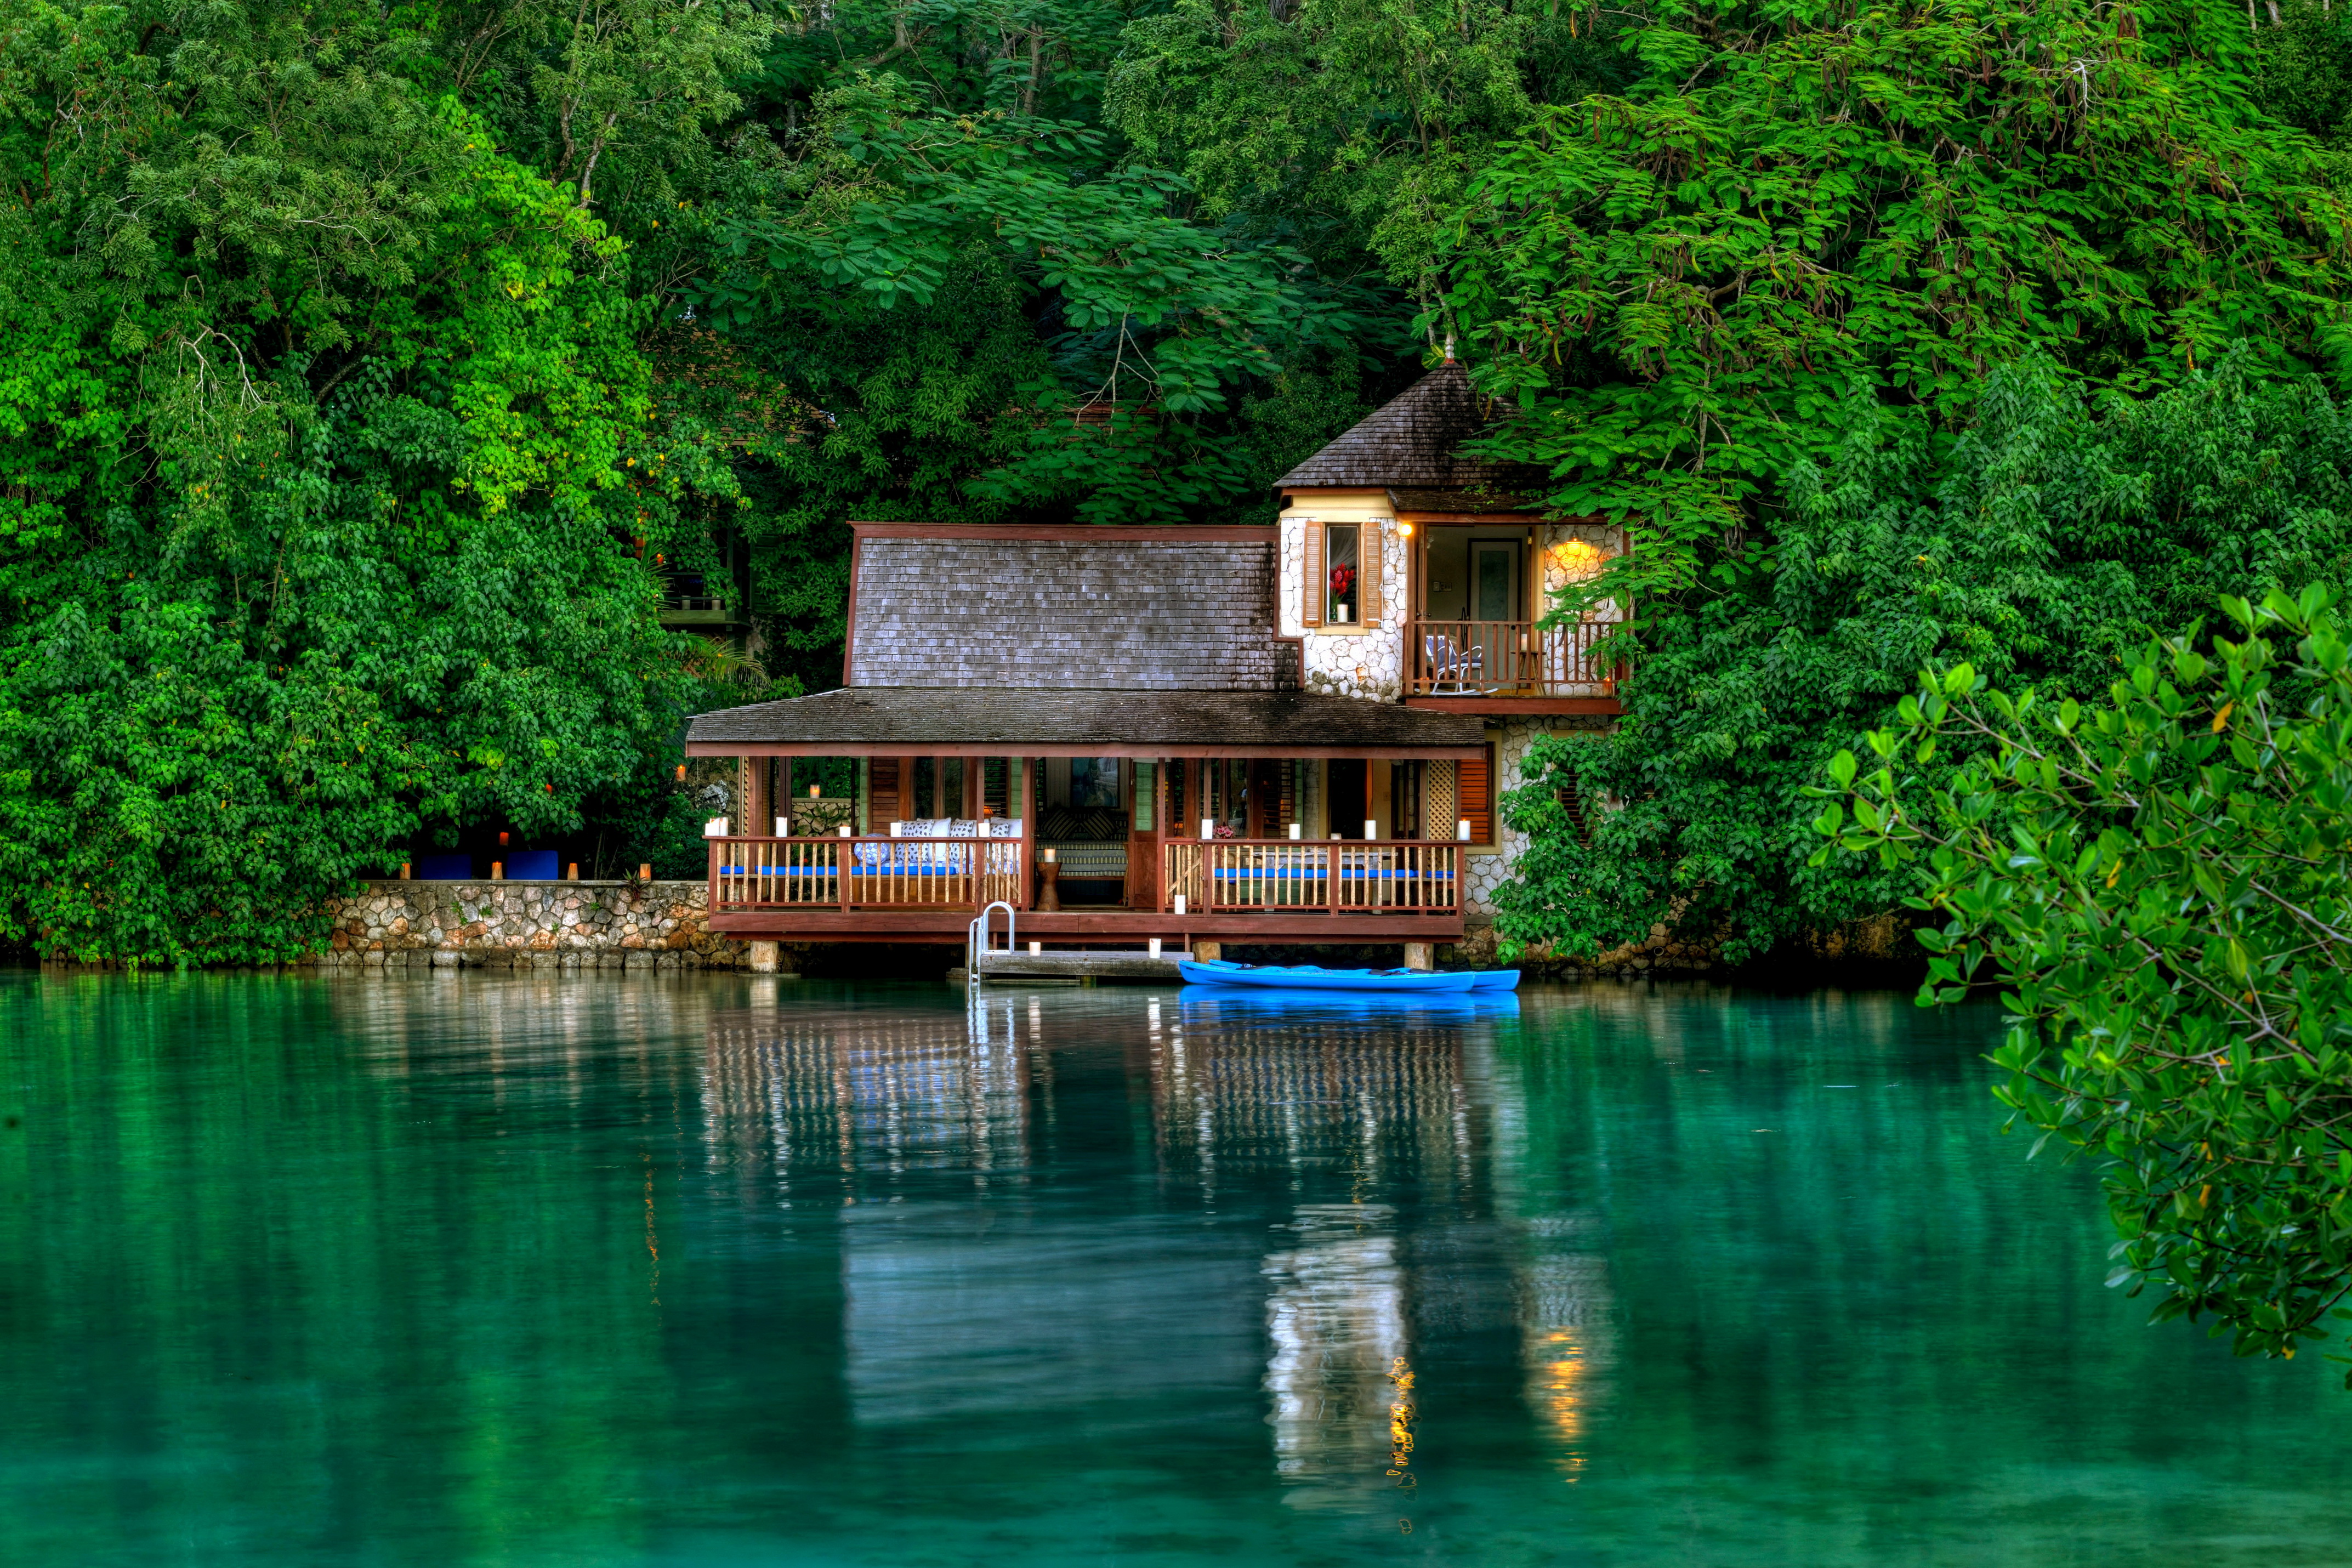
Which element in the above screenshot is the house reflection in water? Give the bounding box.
[1262,1206,1408,1512]
[694,990,1616,1485]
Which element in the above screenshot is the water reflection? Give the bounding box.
[1263,1204,1407,1510]
[16,972,2352,1566]
[693,984,1607,1493]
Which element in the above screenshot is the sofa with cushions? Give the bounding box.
[1036,806,1128,884]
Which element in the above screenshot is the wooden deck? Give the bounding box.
[706,835,1468,943]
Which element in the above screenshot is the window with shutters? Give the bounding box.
[1324,524,1362,623]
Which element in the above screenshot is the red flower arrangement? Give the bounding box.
[1328,564,1356,602]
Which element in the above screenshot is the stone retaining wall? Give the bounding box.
[302,880,754,970]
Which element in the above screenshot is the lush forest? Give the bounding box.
[5,0,2352,962]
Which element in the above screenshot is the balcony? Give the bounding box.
[706,836,1464,940]
[661,594,744,628]
[1407,618,1620,711]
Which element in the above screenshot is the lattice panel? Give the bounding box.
[1424,760,1457,838]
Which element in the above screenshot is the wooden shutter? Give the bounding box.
[1362,521,1384,627]
[870,757,901,823]
[1460,745,1493,845]
[1303,520,1324,627]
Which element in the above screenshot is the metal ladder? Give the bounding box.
[965,901,1016,990]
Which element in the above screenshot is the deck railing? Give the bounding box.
[1162,840,1459,914]
[709,836,1025,913]
[1410,618,1616,696]
[711,836,1463,919]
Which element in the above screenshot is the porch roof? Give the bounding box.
[684,686,1487,759]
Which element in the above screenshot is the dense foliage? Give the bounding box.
[1814,590,2352,1373]
[1493,354,2352,962]
[0,2,766,961]
[1446,0,2352,607]
[1484,0,2352,964]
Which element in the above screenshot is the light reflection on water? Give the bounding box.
[5,972,2352,1566]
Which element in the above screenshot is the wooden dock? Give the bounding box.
[948,948,1192,986]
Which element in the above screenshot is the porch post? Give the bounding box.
[1019,756,1035,910]
[1154,759,1169,912]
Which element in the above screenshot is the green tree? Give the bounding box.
[1814,590,2352,1374]
[1441,0,2352,612]
[0,0,751,962]
[1492,353,2352,964]
[1107,0,1639,300]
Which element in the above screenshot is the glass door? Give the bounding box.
[1470,538,1523,690]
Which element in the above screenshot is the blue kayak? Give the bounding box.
[1465,970,1521,991]
[1178,959,1478,993]
[1179,987,1518,1019]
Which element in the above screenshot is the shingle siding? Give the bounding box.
[849,536,1287,690]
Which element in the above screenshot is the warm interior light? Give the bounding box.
[1399,521,1415,537]
[1551,537,1607,581]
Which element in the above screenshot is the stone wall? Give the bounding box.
[302,880,754,970]
[1448,920,1720,979]
[1282,512,1410,701]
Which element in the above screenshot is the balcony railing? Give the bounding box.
[710,836,1025,913]
[709,837,1462,918]
[1162,841,1458,914]
[1410,618,1617,697]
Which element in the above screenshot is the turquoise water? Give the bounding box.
[5,973,2351,1566]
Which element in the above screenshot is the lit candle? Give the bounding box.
[1172,893,1187,915]
[1364,818,1378,841]
[1288,822,1302,841]
[1200,817,1214,841]
[1456,819,1472,842]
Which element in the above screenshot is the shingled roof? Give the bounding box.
[1275,356,1538,492]
[685,688,1486,755]
[847,527,1287,691]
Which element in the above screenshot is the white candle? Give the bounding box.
[1042,846,1056,863]
[704,816,730,838]
[1288,822,1302,840]
[1200,817,1214,841]
[838,825,851,837]
[1456,819,1472,842]
[1029,940,1042,955]
[1173,893,1187,915]
[1364,818,1378,841]
[774,815,788,837]
[889,821,903,838]
[1149,938,1163,958]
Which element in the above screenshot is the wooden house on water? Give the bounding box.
[685,354,1624,963]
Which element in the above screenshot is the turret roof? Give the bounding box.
[1274,356,1537,492]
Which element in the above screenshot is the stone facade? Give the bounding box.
[1281,515,1410,702]
[1461,714,1614,918]
[302,880,754,970]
